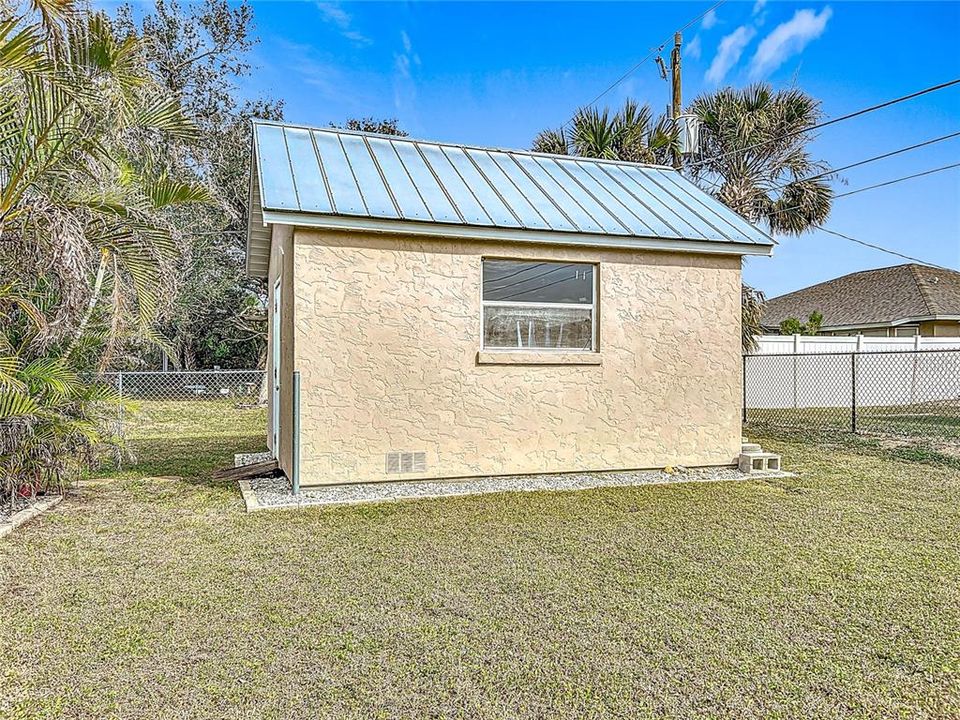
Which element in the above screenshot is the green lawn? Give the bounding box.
[747,403,960,441]
[1,403,958,719]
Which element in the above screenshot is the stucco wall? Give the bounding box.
[292,228,743,485]
[266,224,295,477]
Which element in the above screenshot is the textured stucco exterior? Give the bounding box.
[288,228,743,486]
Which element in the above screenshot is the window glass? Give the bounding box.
[482,260,596,351]
[482,260,594,304]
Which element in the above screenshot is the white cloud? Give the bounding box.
[394,53,411,80]
[687,34,702,61]
[314,1,372,47]
[273,38,378,111]
[314,1,349,27]
[701,8,718,29]
[705,25,756,84]
[749,7,833,78]
[752,0,767,15]
[393,30,417,112]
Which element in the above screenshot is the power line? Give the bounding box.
[688,78,960,169]
[558,0,727,132]
[771,130,960,190]
[814,226,953,270]
[768,159,960,219]
[833,161,960,198]
[483,262,547,284]
[485,264,576,293]
[500,272,585,302]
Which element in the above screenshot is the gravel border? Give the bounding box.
[234,451,272,468]
[239,465,794,511]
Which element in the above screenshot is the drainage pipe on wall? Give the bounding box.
[292,370,301,495]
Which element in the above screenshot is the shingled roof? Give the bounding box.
[762,264,960,330]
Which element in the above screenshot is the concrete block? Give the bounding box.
[738,452,782,474]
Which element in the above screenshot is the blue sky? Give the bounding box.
[207,2,960,296]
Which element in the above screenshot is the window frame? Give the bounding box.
[479,257,599,353]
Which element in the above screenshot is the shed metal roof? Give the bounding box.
[246,121,774,277]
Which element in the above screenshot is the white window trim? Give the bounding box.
[480,260,599,353]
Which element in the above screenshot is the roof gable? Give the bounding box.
[246,121,774,277]
[762,264,960,328]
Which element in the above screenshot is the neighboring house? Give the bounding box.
[245,121,774,487]
[762,264,960,338]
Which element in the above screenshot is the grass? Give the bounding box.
[747,404,960,441]
[1,402,958,719]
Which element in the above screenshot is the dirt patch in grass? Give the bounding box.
[1,420,958,718]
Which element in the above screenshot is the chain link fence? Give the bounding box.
[99,370,266,440]
[744,349,960,441]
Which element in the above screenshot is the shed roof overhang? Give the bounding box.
[245,121,775,278]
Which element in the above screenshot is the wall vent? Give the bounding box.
[385,451,427,475]
[385,452,400,474]
[412,452,426,473]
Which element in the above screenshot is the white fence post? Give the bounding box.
[792,334,800,408]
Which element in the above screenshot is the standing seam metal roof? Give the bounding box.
[247,121,774,276]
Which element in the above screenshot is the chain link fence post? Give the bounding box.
[117,371,124,469]
[742,354,748,424]
[850,353,857,434]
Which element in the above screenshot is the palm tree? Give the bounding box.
[532,100,677,165]
[741,285,766,353]
[689,84,832,235]
[0,3,207,361]
[0,283,122,502]
[0,1,209,494]
[689,85,833,343]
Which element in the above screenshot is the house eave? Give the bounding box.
[246,123,272,278]
[816,316,960,332]
[257,211,775,259]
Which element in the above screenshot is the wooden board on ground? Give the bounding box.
[213,459,280,481]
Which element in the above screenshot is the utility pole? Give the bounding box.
[670,31,682,170]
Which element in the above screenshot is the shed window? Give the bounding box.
[482,260,596,351]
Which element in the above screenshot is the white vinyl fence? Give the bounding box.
[744,346,960,441]
[753,334,960,355]
[748,335,960,411]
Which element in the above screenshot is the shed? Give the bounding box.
[246,120,774,488]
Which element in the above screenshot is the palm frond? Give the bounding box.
[741,284,766,353]
[0,390,40,419]
[144,176,210,208]
[21,356,80,398]
[0,355,25,391]
[135,96,199,139]
[531,128,570,156]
